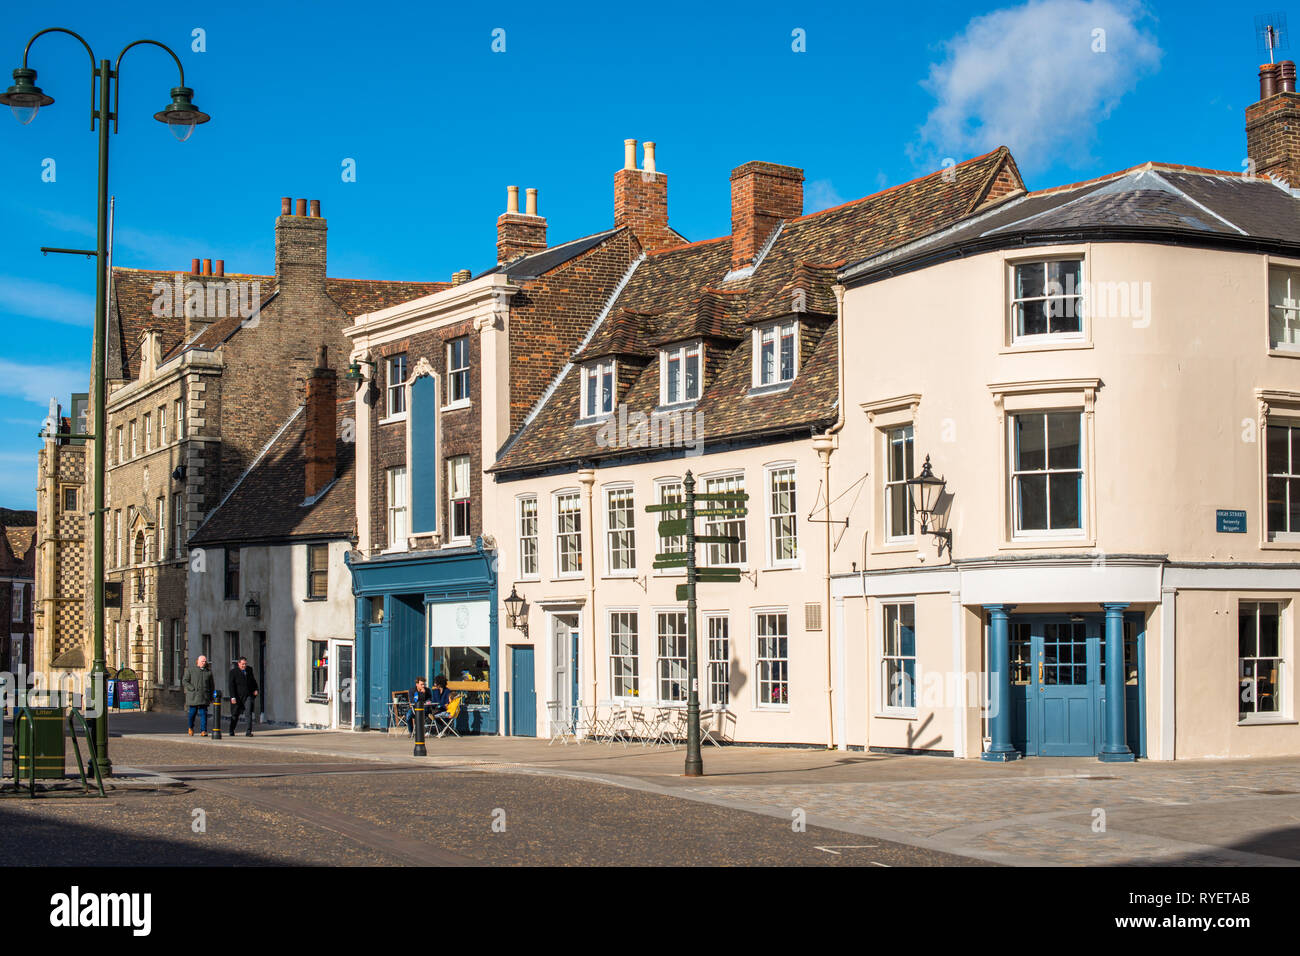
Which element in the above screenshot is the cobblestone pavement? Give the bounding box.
[63,713,1300,866]
[0,737,974,866]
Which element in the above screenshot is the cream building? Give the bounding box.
[835,158,1300,761]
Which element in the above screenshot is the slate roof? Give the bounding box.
[475,228,623,280]
[188,399,356,547]
[841,163,1300,284]
[494,147,1023,474]
[0,526,35,575]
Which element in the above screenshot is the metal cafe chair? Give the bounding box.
[644,706,677,749]
[546,700,578,746]
[577,705,605,741]
[626,706,651,745]
[603,704,633,747]
[431,695,464,739]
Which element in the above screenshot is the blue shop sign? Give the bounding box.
[1216,509,1247,533]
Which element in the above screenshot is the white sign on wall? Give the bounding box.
[429,601,489,647]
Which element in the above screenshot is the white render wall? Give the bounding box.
[186,538,354,728]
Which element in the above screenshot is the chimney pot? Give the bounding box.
[614,139,676,253]
[295,198,307,216]
[214,259,224,277]
[525,187,538,217]
[280,197,291,215]
[190,258,200,275]
[506,185,519,213]
[309,199,321,218]
[624,139,637,170]
[1281,60,1297,93]
[202,258,212,276]
[1260,63,1280,99]
[452,268,472,286]
[643,142,656,174]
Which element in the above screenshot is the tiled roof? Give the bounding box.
[0,525,34,575]
[109,269,448,374]
[476,228,623,280]
[842,164,1300,283]
[494,147,1022,473]
[189,400,356,547]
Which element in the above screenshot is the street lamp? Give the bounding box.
[244,595,261,620]
[503,586,527,636]
[2,27,212,778]
[905,455,953,554]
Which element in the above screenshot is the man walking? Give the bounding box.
[181,655,215,737]
[228,656,260,737]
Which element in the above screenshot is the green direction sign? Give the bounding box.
[694,567,741,583]
[697,508,746,519]
[653,553,689,569]
[645,502,688,514]
[657,519,691,537]
[675,584,691,601]
[695,492,749,502]
[695,534,739,545]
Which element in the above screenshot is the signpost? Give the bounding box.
[646,470,747,777]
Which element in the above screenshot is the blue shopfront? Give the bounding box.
[984,605,1145,761]
[346,540,499,735]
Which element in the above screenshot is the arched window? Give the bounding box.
[134,531,146,565]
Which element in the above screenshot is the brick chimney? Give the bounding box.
[729,161,804,272]
[614,139,677,253]
[1247,61,1300,188]
[496,185,547,263]
[304,344,337,500]
[276,196,328,297]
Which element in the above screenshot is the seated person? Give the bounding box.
[406,677,435,730]
[429,674,452,714]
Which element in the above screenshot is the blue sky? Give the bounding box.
[0,0,1284,507]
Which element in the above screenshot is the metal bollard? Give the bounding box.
[212,688,222,740]
[412,704,426,757]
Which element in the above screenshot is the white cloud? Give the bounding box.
[0,275,96,326]
[805,179,845,213]
[915,0,1161,169]
[0,359,87,407]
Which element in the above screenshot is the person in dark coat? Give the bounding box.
[181,655,215,736]
[228,657,260,737]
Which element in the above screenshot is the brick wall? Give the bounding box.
[1247,89,1300,187]
[730,162,805,271]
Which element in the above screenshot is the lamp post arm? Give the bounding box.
[112,39,187,133]
[18,27,98,130]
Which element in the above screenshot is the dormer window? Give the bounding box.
[661,342,702,406]
[582,359,615,419]
[754,319,798,387]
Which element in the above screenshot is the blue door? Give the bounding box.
[1037,621,1098,756]
[511,646,537,737]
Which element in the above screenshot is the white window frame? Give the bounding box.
[753,607,789,710]
[609,609,640,700]
[1267,420,1300,542]
[171,619,183,687]
[1009,410,1086,540]
[386,354,409,420]
[702,472,747,568]
[604,484,637,576]
[705,612,730,707]
[1238,600,1289,723]
[143,413,152,453]
[175,399,186,439]
[447,455,471,544]
[554,489,583,578]
[517,495,540,581]
[884,425,915,542]
[386,465,409,550]
[115,426,124,464]
[446,336,471,408]
[654,478,686,577]
[1008,256,1086,345]
[158,404,168,445]
[114,510,122,568]
[156,496,165,563]
[765,462,798,568]
[752,319,798,388]
[11,584,23,623]
[878,600,918,717]
[659,341,702,406]
[172,494,184,559]
[655,608,688,703]
[581,359,616,420]
[1269,264,1300,353]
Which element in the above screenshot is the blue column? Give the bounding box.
[1099,602,1135,762]
[981,604,1021,762]
[353,597,369,730]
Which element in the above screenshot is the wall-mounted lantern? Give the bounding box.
[244,593,261,619]
[503,586,528,637]
[906,455,953,554]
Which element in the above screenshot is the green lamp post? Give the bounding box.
[1,28,211,777]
